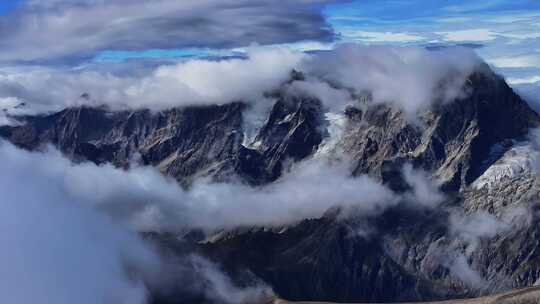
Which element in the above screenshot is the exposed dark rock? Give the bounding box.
[0,97,324,185]
[200,216,422,303]
[342,70,539,191]
[250,96,324,180]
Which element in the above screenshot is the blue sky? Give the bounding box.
[0,1,20,14]
[324,0,540,21]
[97,0,540,87]
[320,0,540,91]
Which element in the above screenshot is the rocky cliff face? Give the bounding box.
[342,70,539,191]
[0,95,323,186]
[2,66,540,303]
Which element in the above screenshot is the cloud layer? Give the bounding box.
[0,137,439,300]
[0,0,340,62]
[324,1,540,115]
[0,47,305,117]
[0,140,160,304]
[301,44,481,116]
[0,136,454,234]
[0,140,399,231]
[0,44,482,124]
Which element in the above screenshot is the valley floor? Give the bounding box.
[273,286,540,304]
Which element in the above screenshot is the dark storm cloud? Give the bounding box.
[0,0,342,62]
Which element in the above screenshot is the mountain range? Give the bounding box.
[2,62,540,303]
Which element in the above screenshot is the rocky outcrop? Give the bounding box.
[0,104,247,184]
[248,96,324,181]
[0,96,324,185]
[341,70,539,191]
[187,202,540,303]
[198,210,439,303]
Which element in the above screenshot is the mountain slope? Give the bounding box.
[2,65,540,303]
[342,70,539,191]
[0,96,324,186]
[273,286,540,304]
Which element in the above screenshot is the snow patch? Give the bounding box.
[241,101,274,148]
[315,112,347,157]
[473,143,539,190]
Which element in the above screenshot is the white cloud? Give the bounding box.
[188,256,273,304]
[402,164,445,207]
[301,44,481,117]
[488,54,540,68]
[0,140,399,231]
[0,140,160,304]
[436,29,497,42]
[339,30,426,43]
[0,138,289,303]
[501,32,540,40]
[286,77,355,112]
[0,44,483,123]
[435,17,474,23]
[0,137,451,233]
[443,0,506,13]
[450,211,510,255]
[0,47,305,116]
[260,40,336,53]
[443,207,527,289]
[446,253,486,288]
[507,75,540,85]
[487,12,540,24]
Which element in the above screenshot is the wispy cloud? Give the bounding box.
[0,44,482,123]
[488,54,540,68]
[339,30,426,43]
[443,0,507,13]
[436,29,497,42]
[507,75,540,85]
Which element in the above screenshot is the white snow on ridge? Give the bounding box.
[315,112,347,157]
[473,142,539,190]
